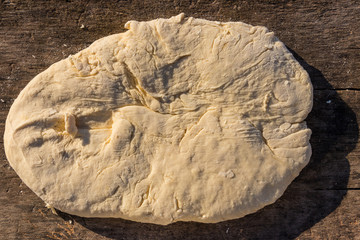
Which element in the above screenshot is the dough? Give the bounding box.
[4,14,313,225]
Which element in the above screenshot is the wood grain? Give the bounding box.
[1,0,359,239]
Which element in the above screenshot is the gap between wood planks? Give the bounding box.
[315,88,360,91]
[315,188,360,191]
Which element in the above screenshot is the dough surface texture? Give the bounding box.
[4,14,313,225]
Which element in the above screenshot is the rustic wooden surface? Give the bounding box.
[1,0,359,239]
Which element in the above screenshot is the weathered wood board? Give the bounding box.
[0,0,359,239]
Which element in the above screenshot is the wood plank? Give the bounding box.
[0,0,359,239]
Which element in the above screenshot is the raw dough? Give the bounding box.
[4,14,313,225]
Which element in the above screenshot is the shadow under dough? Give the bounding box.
[57,49,358,240]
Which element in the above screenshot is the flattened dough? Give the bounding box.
[4,14,313,225]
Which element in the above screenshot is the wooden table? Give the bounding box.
[1,0,359,239]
